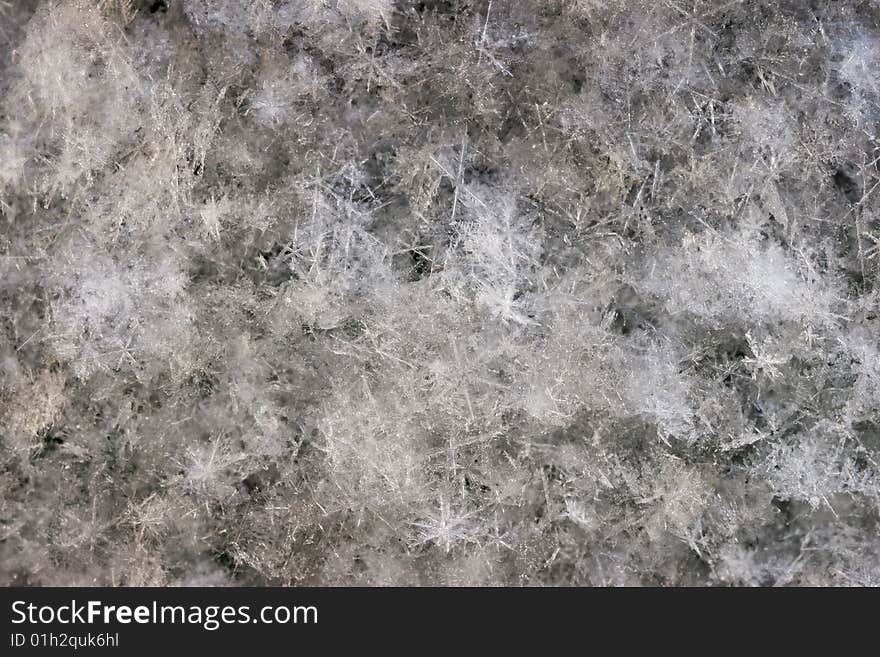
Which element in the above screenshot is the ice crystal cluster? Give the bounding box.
[1,0,879,586]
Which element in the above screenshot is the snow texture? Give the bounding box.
[1,0,879,586]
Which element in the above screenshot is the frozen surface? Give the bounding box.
[1,0,879,585]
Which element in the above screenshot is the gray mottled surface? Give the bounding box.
[1,0,879,585]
